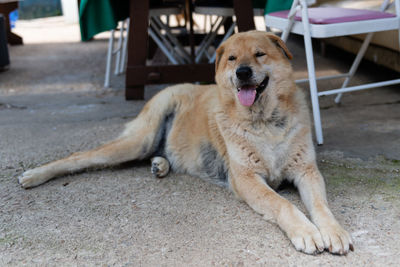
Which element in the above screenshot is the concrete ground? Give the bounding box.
[1,17,399,266]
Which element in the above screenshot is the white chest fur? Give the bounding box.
[224,121,297,188]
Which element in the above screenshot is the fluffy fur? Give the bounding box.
[19,31,353,255]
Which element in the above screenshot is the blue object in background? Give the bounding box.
[9,9,18,29]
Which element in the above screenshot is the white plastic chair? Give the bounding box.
[104,18,130,88]
[265,0,400,145]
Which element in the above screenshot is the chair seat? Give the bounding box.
[266,7,399,38]
[269,7,395,24]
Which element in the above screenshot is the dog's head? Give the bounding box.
[215,31,294,108]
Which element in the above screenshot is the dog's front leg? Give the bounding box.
[229,161,324,254]
[292,163,354,255]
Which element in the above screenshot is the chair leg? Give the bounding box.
[104,29,115,88]
[148,26,180,64]
[300,0,323,145]
[196,16,226,63]
[281,0,299,42]
[120,18,130,74]
[203,15,208,31]
[153,16,191,62]
[334,32,374,103]
[209,21,236,63]
[114,22,124,75]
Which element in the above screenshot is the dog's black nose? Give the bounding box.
[236,66,253,81]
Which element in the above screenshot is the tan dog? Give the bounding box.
[19,31,353,255]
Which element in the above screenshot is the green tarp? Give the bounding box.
[79,0,129,41]
[265,0,293,14]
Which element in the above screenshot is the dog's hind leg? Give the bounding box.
[18,136,150,188]
[18,85,183,189]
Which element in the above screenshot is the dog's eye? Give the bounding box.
[255,52,266,58]
[228,55,236,61]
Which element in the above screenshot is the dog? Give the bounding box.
[18,31,353,255]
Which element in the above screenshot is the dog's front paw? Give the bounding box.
[278,207,324,254]
[280,207,324,255]
[287,221,325,255]
[318,222,354,255]
[150,157,170,178]
[18,168,49,189]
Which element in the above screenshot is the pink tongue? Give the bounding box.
[237,88,257,106]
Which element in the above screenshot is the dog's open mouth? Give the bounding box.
[237,76,269,107]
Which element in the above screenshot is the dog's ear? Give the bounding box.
[215,44,225,71]
[267,34,293,60]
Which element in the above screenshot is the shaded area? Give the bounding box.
[1,19,400,266]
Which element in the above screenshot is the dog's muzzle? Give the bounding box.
[236,72,269,107]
